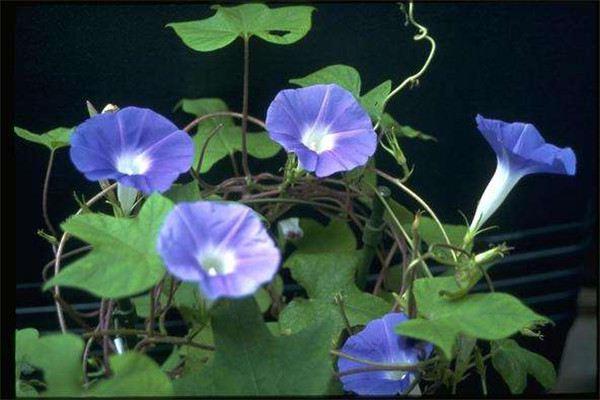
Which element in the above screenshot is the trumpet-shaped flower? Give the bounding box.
[266,84,377,177]
[470,115,576,232]
[337,313,432,396]
[70,106,194,194]
[157,202,281,300]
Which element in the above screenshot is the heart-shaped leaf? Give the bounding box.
[44,194,174,299]
[167,4,315,52]
[14,127,73,151]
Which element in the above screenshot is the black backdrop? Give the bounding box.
[13,3,598,286]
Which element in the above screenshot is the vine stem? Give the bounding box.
[368,182,413,248]
[42,149,58,241]
[143,336,215,351]
[374,168,457,261]
[374,1,437,131]
[240,36,251,177]
[82,324,101,384]
[331,350,437,374]
[53,182,118,333]
[372,241,398,296]
[42,245,92,282]
[194,123,224,175]
[241,197,345,214]
[183,111,266,133]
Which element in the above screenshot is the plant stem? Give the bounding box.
[374,168,457,261]
[53,183,118,333]
[331,350,436,372]
[42,150,58,241]
[373,241,398,295]
[357,186,390,289]
[240,36,251,177]
[241,197,343,214]
[195,123,224,174]
[144,336,215,351]
[336,365,416,378]
[42,245,92,282]
[83,328,154,339]
[183,111,266,133]
[374,1,437,130]
[334,294,353,337]
[101,300,114,375]
[368,182,413,248]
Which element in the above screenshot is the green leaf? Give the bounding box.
[395,276,550,359]
[290,67,391,122]
[179,325,215,374]
[16,381,38,397]
[174,298,334,395]
[131,294,152,318]
[255,287,272,313]
[44,195,174,299]
[359,80,392,121]
[491,339,557,394]
[177,98,280,172]
[89,353,173,396]
[164,182,201,203]
[170,288,206,329]
[398,125,436,141]
[346,157,377,198]
[167,4,315,52]
[279,250,390,344]
[161,347,182,373]
[16,328,39,376]
[380,113,436,141]
[29,334,85,396]
[290,64,361,97]
[14,127,73,151]
[178,98,235,130]
[293,218,356,253]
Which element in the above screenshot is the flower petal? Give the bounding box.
[266,84,376,177]
[70,106,193,194]
[337,312,432,396]
[475,114,576,176]
[157,202,281,300]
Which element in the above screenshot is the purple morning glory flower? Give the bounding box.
[70,106,194,194]
[337,313,432,396]
[266,84,377,177]
[156,201,281,300]
[470,114,576,232]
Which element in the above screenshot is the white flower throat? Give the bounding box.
[115,153,151,175]
[197,247,237,277]
[301,126,335,154]
[470,161,522,232]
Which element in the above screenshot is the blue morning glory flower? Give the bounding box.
[156,202,281,300]
[337,313,432,396]
[470,114,576,232]
[266,84,377,177]
[70,106,194,194]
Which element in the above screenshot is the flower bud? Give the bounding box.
[473,243,510,266]
[277,217,303,241]
[102,103,119,113]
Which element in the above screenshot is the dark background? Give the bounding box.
[13,1,598,284]
[9,1,598,395]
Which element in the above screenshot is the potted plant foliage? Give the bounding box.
[15,2,578,397]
